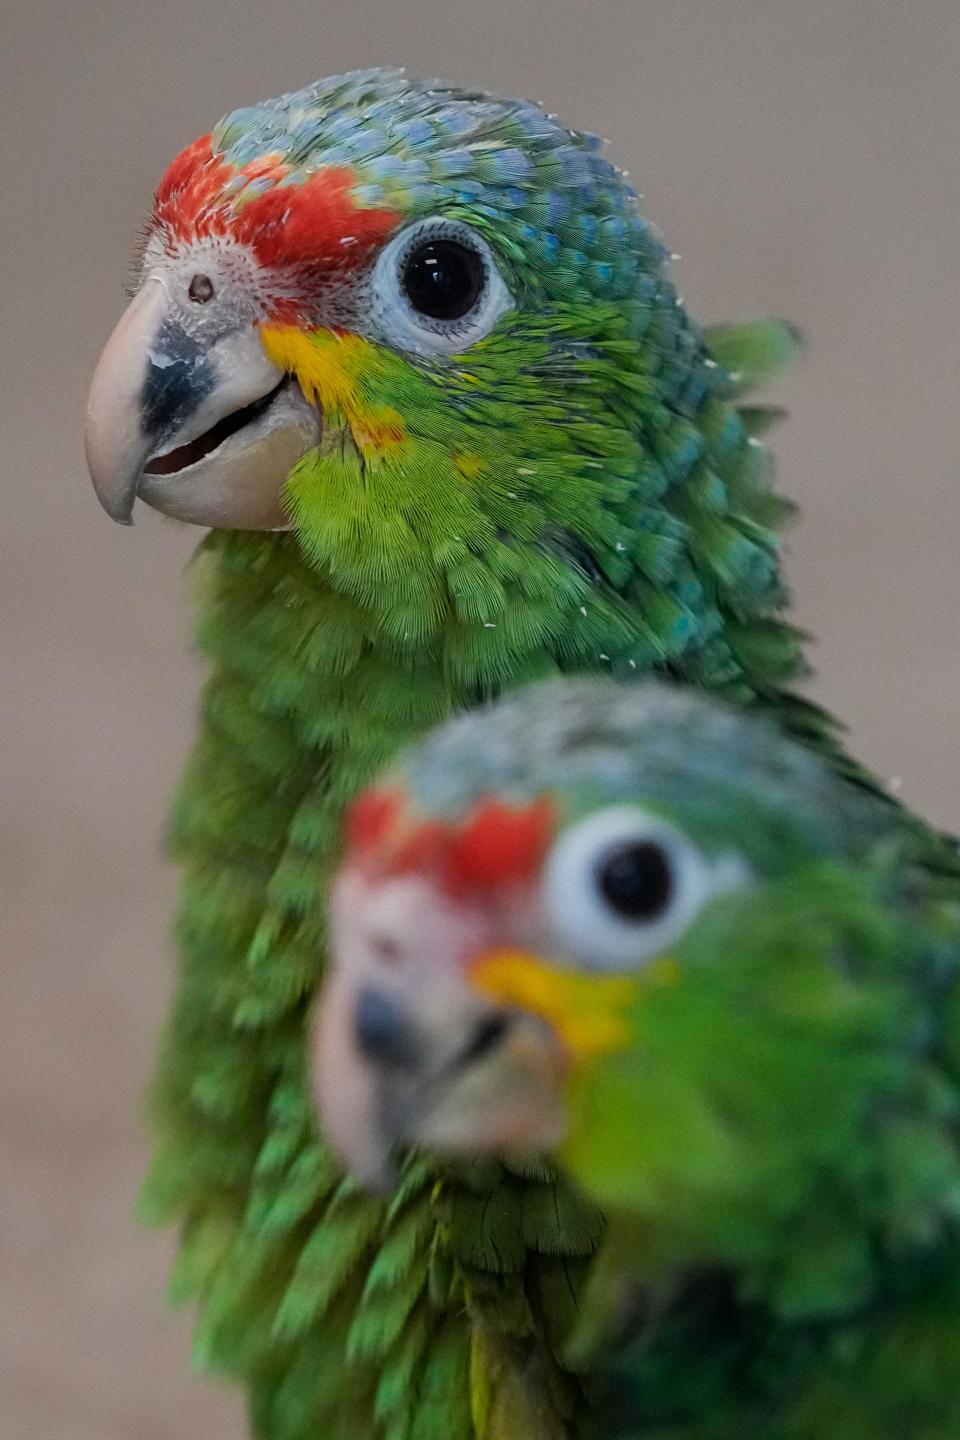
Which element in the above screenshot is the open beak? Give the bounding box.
[84,275,321,528]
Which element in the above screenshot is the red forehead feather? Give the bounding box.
[345,788,555,898]
[451,798,555,891]
[153,135,230,235]
[235,169,399,270]
[152,134,399,271]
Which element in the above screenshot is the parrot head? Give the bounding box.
[316,679,941,1266]
[85,69,673,628]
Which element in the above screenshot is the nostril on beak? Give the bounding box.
[353,988,419,1069]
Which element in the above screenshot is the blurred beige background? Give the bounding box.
[2,2,958,1437]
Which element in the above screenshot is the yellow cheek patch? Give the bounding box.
[260,324,370,414]
[259,325,408,457]
[469,950,681,1060]
[469,950,634,1057]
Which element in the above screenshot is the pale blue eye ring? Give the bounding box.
[543,806,748,972]
[369,217,514,357]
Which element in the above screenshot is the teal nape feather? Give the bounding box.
[79,65,951,1440]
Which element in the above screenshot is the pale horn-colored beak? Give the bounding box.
[84,278,168,523]
[84,275,321,529]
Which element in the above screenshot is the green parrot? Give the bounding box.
[81,66,941,1440]
[316,676,960,1439]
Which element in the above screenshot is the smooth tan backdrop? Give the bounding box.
[2,2,958,1437]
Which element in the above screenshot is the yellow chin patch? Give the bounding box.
[468,950,680,1059]
[259,324,408,457]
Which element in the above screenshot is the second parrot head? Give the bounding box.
[85,70,668,603]
[315,678,942,1258]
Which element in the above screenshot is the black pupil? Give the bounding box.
[402,239,484,321]
[595,841,674,922]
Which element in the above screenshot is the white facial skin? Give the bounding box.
[313,866,567,1190]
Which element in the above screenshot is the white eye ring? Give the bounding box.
[369,217,514,357]
[542,806,747,973]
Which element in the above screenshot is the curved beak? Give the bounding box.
[85,279,168,523]
[84,276,321,528]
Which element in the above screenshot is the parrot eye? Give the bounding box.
[596,841,674,921]
[370,217,513,356]
[543,806,746,972]
[401,238,484,321]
